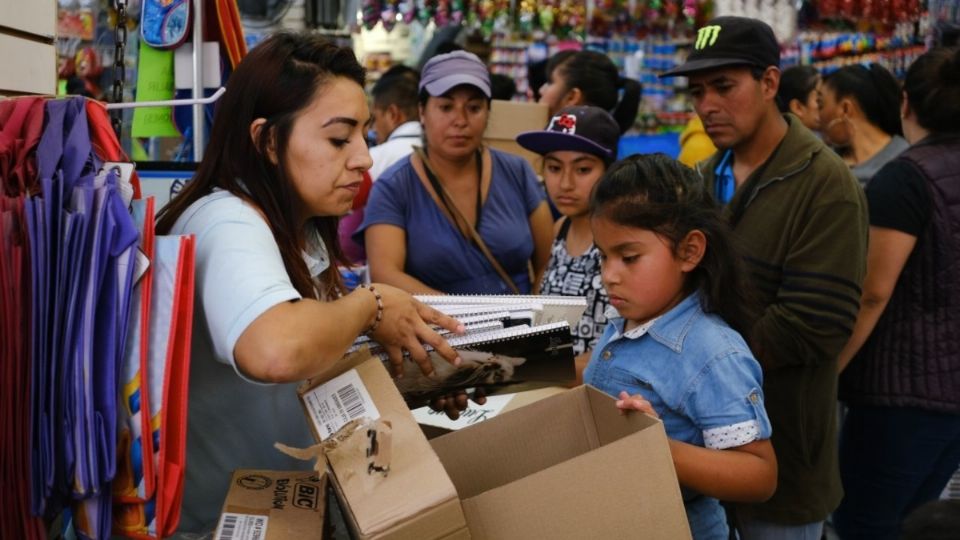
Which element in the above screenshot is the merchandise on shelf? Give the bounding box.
[489,37,531,100]
[789,21,925,78]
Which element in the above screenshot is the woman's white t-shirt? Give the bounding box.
[170,190,325,533]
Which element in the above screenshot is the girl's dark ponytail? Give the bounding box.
[612,76,642,134]
[866,64,904,138]
[551,51,642,134]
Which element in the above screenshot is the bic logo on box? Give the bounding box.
[293,482,320,510]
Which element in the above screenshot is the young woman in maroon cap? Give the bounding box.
[516,105,621,379]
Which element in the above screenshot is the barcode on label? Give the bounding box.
[219,514,238,539]
[215,513,268,540]
[303,369,381,440]
[337,383,365,419]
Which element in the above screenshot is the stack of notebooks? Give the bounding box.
[348,295,587,407]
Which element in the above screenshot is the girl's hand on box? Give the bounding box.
[616,390,658,418]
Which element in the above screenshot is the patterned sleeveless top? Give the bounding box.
[538,218,611,355]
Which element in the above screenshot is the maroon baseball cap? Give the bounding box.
[516,106,620,160]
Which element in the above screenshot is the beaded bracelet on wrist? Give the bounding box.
[360,284,383,334]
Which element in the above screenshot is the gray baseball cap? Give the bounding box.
[419,50,492,98]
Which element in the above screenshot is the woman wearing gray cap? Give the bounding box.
[358,51,554,295]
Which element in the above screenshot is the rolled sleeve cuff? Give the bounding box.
[703,419,762,450]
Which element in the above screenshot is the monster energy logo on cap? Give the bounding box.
[695,25,722,50]
[658,17,781,79]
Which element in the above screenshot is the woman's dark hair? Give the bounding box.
[590,154,758,337]
[545,50,577,80]
[156,32,365,300]
[777,65,819,113]
[823,64,902,136]
[903,47,960,134]
[549,50,642,134]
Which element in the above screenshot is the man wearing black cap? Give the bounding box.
[661,16,869,539]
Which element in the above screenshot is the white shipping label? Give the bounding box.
[214,513,268,540]
[303,369,381,441]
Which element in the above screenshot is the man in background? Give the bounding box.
[661,16,869,539]
[368,65,422,182]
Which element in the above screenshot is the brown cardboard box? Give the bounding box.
[298,352,691,540]
[214,469,328,540]
[483,100,549,172]
[429,386,691,539]
[300,354,470,539]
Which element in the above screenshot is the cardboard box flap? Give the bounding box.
[306,356,464,538]
[430,387,600,499]
[460,426,690,539]
[483,100,549,140]
[430,386,690,539]
[584,384,661,445]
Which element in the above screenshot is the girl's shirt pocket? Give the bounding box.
[607,361,705,447]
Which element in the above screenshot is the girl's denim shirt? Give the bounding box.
[584,293,773,539]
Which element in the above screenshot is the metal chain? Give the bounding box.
[111,0,128,137]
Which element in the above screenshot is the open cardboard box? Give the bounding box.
[483,100,549,173]
[298,351,691,539]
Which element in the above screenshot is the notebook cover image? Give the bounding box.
[391,322,576,408]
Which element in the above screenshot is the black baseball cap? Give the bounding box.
[660,16,780,78]
[516,106,619,160]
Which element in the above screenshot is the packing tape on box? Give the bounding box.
[275,418,393,479]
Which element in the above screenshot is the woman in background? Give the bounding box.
[819,64,908,184]
[835,47,960,539]
[538,50,642,135]
[777,65,822,132]
[361,51,553,295]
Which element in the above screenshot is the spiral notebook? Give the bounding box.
[417,294,588,328]
[347,318,507,355]
[370,321,576,408]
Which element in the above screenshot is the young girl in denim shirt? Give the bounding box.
[584,154,777,539]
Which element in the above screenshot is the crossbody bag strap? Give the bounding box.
[413,146,521,294]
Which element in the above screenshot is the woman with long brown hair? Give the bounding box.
[156,32,464,532]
